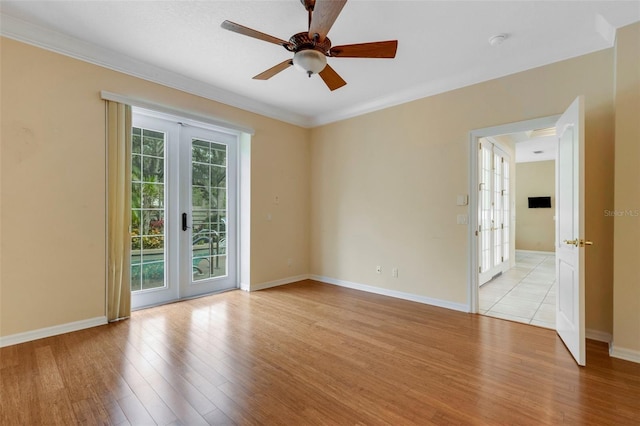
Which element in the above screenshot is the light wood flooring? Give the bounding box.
[1,280,639,425]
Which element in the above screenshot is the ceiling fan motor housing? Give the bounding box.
[289,32,332,76]
[288,32,332,53]
[300,0,316,12]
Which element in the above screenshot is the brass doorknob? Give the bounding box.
[563,239,578,247]
[580,239,593,247]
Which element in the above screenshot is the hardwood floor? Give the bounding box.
[1,280,639,425]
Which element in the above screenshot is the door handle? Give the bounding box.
[182,213,190,231]
[563,239,593,247]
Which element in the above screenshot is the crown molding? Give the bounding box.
[0,13,313,128]
[310,49,617,128]
[310,15,620,127]
[1,12,622,129]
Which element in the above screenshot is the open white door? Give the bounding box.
[555,96,589,366]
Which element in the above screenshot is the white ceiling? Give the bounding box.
[507,130,558,163]
[491,127,557,163]
[1,1,639,127]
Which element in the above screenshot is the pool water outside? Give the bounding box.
[131,248,226,291]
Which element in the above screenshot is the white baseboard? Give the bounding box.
[0,316,108,348]
[586,329,612,344]
[515,249,555,255]
[610,344,640,364]
[251,274,310,291]
[310,275,469,313]
[585,331,640,364]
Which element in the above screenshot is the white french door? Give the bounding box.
[478,140,511,285]
[179,125,237,299]
[131,109,238,309]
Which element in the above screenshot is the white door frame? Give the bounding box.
[468,115,560,313]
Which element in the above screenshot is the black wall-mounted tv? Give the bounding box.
[528,196,552,208]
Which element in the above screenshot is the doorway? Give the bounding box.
[480,134,557,328]
[130,108,239,310]
[468,115,560,329]
[470,98,586,365]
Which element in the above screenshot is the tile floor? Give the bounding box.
[479,251,556,329]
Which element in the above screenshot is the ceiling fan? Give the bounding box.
[221,0,398,91]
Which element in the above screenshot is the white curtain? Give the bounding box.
[106,101,132,321]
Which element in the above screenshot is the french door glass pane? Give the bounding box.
[131,127,166,292]
[192,139,228,281]
[479,143,511,276]
[503,161,510,262]
[479,145,491,273]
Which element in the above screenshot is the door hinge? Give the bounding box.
[475,230,478,236]
[479,142,482,150]
[501,223,504,229]
[501,256,504,262]
[479,266,482,273]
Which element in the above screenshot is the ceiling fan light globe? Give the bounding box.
[292,49,327,75]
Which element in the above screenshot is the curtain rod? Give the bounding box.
[100,91,255,135]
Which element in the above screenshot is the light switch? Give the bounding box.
[457,214,469,225]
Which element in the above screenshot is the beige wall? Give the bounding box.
[613,22,640,356]
[515,161,555,252]
[0,37,310,337]
[310,48,615,333]
[2,28,633,347]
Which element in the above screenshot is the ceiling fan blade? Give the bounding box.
[330,40,398,58]
[308,0,347,42]
[318,64,347,91]
[221,20,293,49]
[253,59,293,80]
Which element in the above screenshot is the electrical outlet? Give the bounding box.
[287,258,292,267]
[392,267,398,278]
[376,265,382,274]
